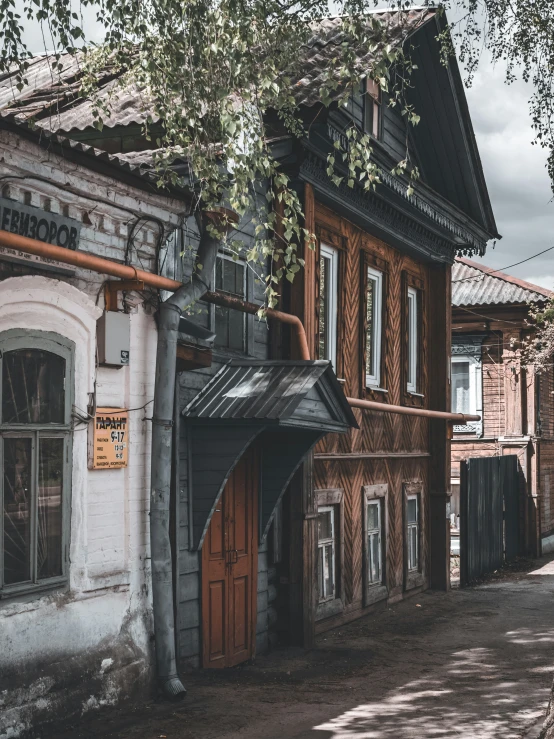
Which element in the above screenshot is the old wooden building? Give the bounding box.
[272,11,498,637]
[451,257,554,557]
[0,8,497,730]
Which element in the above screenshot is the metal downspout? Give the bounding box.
[150,213,233,699]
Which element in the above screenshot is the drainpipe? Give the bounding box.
[150,209,236,699]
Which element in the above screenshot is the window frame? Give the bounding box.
[365,77,382,139]
[404,482,425,591]
[407,495,419,572]
[0,329,74,600]
[407,285,418,394]
[213,251,248,354]
[362,483,389,606]
[315,488,344,621]
[318,243,339,370]
[317,505,336,603]
[367,499,382,585]
[451,347,483,436]
[365,265,384,389]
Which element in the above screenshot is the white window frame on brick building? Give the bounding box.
[451,335,484,436]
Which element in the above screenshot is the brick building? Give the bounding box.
[451,257,554,557]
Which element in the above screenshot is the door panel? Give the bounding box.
[202,450,258,668]
[208,580,226,664]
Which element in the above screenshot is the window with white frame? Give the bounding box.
[407,286,418,393]
[451,337,484,434]
[366,499,382,585]
[317,505,336,602]
[407,495,419,572]
[0,330,73,598]
[318,244,338,368]
[365,266,383,387]
[214,253,246,351]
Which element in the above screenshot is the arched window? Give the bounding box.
[0,330,74,598]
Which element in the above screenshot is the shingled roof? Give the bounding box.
[452,257,552,307]
[0,9,433,133]
[292,9,434,107]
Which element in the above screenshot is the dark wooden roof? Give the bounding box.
[292,9,434,107]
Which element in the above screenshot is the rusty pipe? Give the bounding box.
[0,230,311,358]
[203,291,311,361]
[0,230,479,424]
[0,229,183,291]
[346,396,480,423]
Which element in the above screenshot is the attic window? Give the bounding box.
[343,79,381,139]
[365,78,381,139]
[343,81,365,129]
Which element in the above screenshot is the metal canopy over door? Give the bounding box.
[201,449,258,668]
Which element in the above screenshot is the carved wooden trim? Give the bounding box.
[316,223,347,251]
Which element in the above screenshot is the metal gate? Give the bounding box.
[459,455,520,585]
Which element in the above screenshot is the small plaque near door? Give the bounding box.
[89,408,129,469]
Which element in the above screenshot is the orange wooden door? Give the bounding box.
[202,451,258,668]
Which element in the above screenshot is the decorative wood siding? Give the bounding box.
[310,198,432,628]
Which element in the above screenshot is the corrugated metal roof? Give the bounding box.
[0,112,190,198]
[0,10,433,132]
[183,359,357,426]
[452,257,552,307]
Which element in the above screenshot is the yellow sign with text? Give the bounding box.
[91,408,129,469]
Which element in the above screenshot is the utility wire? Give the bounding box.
[453,245,554,284]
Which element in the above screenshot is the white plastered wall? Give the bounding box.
[0,129,185,738]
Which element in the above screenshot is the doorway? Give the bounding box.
[201,449,259,668]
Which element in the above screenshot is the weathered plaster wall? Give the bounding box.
[0,130,185,738]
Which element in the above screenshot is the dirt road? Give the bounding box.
[50,556,554,739]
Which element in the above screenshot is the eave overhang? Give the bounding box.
[183,360,357,549]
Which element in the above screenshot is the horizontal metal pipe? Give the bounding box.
[0,229,183,291]
[203,291,311,361]
[346,396,480,423]
[0,231,480,424]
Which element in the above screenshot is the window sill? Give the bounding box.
[403,392,425,409]
[0,577,68,605]
[405,571,424,591]
[366,386,388,394]
[364,583,388,608]
[316,596,344,622]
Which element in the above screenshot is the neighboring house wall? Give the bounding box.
[0,129,185,738]
[451,260,554,556]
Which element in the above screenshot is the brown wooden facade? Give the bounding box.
[451,259,554,557]
[281,185,456,637]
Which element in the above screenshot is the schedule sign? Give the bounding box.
[91,408,129,469]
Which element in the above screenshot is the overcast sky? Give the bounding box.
[463,65,554,288]
[18,7,554,289]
